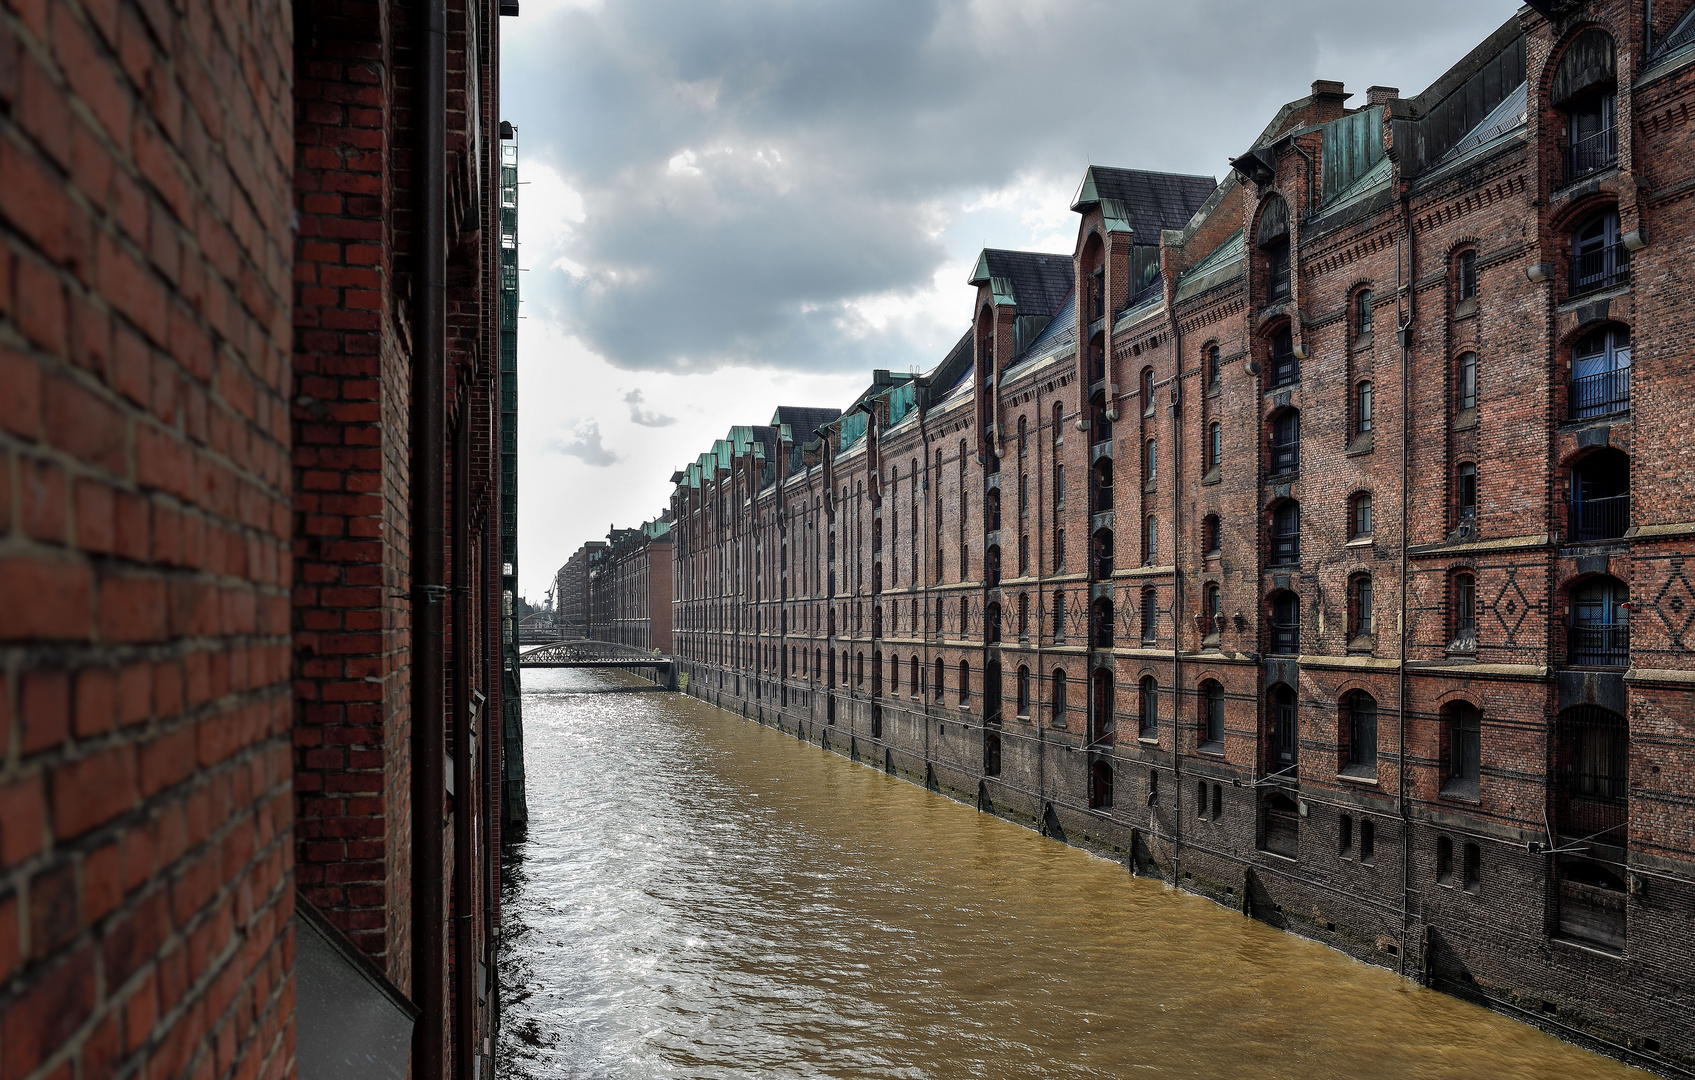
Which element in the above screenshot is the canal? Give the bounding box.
[496,668,1638,1079]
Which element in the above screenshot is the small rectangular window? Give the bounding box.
[1360,820,1375,862]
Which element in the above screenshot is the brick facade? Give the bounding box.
[582,523,673,653]
[2,0,513,1076]
[554,540,602,639]
[660,3,1695,1071]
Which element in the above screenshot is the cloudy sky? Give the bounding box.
[504,0,1517,602]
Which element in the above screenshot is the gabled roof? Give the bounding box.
[966,249,1073,316]
[1069,167,1218,237]
[769,406,841,442]
[1433,79,1527,169]
[1652,1,1695,63]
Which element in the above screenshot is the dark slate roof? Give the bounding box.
[1069,167,1218,234]
[967,249,1074,316]
[770,406,842,441]
[1653,2,1695,61]
[750,424,779,464]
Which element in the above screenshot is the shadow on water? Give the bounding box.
[495,667,1641,1080]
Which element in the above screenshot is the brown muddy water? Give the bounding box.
[496,667,1638,1079]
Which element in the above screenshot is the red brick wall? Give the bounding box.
[0,0,296,1076]
[289,2,416,990]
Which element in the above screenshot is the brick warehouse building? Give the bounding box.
[662,1,1695,1070]
[579,521,673,653]
[0,0,520,1078]
[553,540,602,640]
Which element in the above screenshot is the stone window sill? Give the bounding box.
[1439,780,1481,804]
[1453,407,1478,431]
[1453,297,1478,320]
[1201,468,1222,487]
[1346,432,1374,457]
[1337,768,1378,785]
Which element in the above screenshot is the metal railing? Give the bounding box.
[1269,622,1299,655]
[1569,623,1628,667]
[1270,441,1298,475]
[1565,125,1617,183]
[1569,493,1629,541]
[1572,241,1629,295]
[1570,367,1630,419]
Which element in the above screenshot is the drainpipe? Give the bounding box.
[1395,188,1414,976]
[453,405,475,1080]
[412,0,448,1076]
[1165,245,1182,885]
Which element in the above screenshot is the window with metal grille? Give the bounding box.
[1270,592,1299,656]
[1570,325,1631,419]
[1456,463,1477,526]
[1456,352,1478,411]
[1356,380,1373,435]
[1570,576,1629,666]
[1270,410,1299,474]
[1572,210,1629,294]
[1352,494,1373,539]
[1568,448,1629,543]
[1270,501,1300,565]
[1270,328,1298,386]
[1208,422,1222,470]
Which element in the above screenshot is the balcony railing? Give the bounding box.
[1269,622,1299,655]
[1269,442,1298,475]
[1569,493,1629,542]
[1565,125,1617,184]
[1571,367,1631,420]
[1573,241,1629,295]
[1269,534,1299,566]
[1569,623,1628,667]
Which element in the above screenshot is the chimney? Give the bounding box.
[1311,79,1348,100]
[1366,86,1400,106]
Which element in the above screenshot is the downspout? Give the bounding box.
[412,0,448,1077]
[1395,187,1414,977]
[1165,243,1182,884]
[452,404,475,1080]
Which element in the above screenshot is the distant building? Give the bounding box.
[556,541,607,638]
[587,519,675,652]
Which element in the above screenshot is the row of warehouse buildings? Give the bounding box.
[555,520,674,651]
[561,1,1695,1071]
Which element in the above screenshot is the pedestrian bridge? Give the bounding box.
[517,639,678,690]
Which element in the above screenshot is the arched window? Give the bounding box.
[1090,760,1114,809]
[1144,438,1158,483]
[984,544,1001,587]
[958,660,971,702]
[985,601,1001,644]
[1570,324,1631,418]
[1016,665,1031,717]
[1207,343,1221,386]
[1569,447,1630,542]
[1203,514,1221,555]
[1573,209,1628,294]
[889,653,900,694]
[1090,391,1113,444]
[1143,515,1159,565]
[985,487,1001,532]
[1437,836,1455,885]
[1138,676,1158,738]
[1017,592,1029,636]
[1456,351,1478,411]
[1207,422,1222,471]
[1141,368,1155,416]
[933,657,944,700]
[1456,462,1477,525]
[1052,589,1066,637]
[1091,456,1114,511]
[1258,195,1291,302]
[1203,582,1222,639]
[1450,571,1476,651]
[1355,380,1373,435]
[1091,668,1114,744]
[1456,249,1478,303]
[909,655,918,695]
[1140,587,1157,642]
[1092,596,1114,649]
[1351,493,1373,538]
[1200,680,1224,750]
[1270,500,1300,565]
[1270,409,1299,474]
[1269,591,1299,655]
[856,651,865,685]
[1443,702,1482,796]
[1554,28,1617,182]
[1348,573,1373,641]
[1343,691,1378,775]
[1091,528,1114,579]
[983,731,1003,777]
[1570,575,1629,666]
[1017,415,1027,455]
[1051,668,1067,724]
[1355,289,1373,338]
[1270,684,1298,768]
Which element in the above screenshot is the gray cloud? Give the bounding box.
[506,0,1516,375]
[624,388,676,427]
[549,420,620,466]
